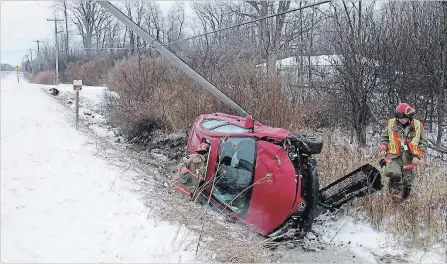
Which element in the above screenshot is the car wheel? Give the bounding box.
[300,159,320,233]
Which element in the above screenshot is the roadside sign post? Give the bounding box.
[73,80,82,130]
[16,65,19,83]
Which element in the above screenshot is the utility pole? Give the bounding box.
[24,55,30,73]
[33,40,44,71]
[29,48,33,73]
[47,17,64,84]
[96,0,250,117]
[98,0,332,118]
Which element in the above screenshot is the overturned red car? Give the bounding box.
[173,113,382,236]
[174,112,329,236]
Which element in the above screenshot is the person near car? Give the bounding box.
[175,143,210,199]
[379,103,428,203]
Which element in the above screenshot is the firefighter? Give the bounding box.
[379,103,428,203]
[175,143,210,198]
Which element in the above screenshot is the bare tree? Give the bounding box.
[375,2,446,145]
[437,2,446,146]
[242,1,291,77]
[144,2,164,42]
[124,1,146,54]
[56,1,70,59]
[166,2,186,44]
[325,1,384,146]
[69,1,111,57]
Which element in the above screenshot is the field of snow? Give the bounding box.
[5,74,444,263]
[0,73,203,262]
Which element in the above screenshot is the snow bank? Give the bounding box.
[314,215,446,264]
[40,83,124,145]
[1,74,205,262]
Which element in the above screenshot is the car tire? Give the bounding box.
[300,159,320,233]
[291,132,324,154]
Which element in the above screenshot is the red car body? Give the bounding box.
[184,113,308,236]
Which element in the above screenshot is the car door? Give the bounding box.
[211,137,256,218]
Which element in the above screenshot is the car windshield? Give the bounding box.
[213,137,256,217]
[201,119,250,133]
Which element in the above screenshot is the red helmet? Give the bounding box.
[196,143,209,153]
[395,103,415,118]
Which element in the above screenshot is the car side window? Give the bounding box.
[201,119,250,133]
[212,124,250,133]
[212,137,256,218]
[201,119,227,129]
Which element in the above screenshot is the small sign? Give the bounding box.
[15,65,19,70]
[73,80,82,91]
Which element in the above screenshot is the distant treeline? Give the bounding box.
[1,64,15,71]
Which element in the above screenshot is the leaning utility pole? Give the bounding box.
[96,0,250,117]
[33,40,43,70]
[97,0,331,118]
[47,17,64,84]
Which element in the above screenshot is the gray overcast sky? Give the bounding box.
[1,1,54,66]
[0,1,179,66]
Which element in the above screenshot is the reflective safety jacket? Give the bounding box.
[379,118,428,158]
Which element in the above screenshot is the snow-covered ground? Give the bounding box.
[0,73,203,262]
[1,71,14,79]
[11,75,445,264]
[312,214,446,264]
[41,82,123,145]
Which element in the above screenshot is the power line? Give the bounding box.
[83,47,135,50]
[87,1,330,53]
[158,0,331,48]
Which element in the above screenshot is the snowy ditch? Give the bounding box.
[40,83,446,264]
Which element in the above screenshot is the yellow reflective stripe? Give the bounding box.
[412,120,420,145]
[387,118,398,154]
[410,119,422,155]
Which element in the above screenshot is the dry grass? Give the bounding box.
[65,58,113,86]
[27,71,55,85]
[103,55,335,140]
[360,159,447,246]
[104,56,227,133]
[317,130,447,248]
[153,193,270,263]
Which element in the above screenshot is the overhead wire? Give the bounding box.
[35,1,333,57]
[91,0,331,51]
[90,0,332,121]
[155,0,332,49]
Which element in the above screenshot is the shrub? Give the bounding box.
[65,58,113,86]
[104,55,226,134]
[28,71,55,85]
[104,55,333,135]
